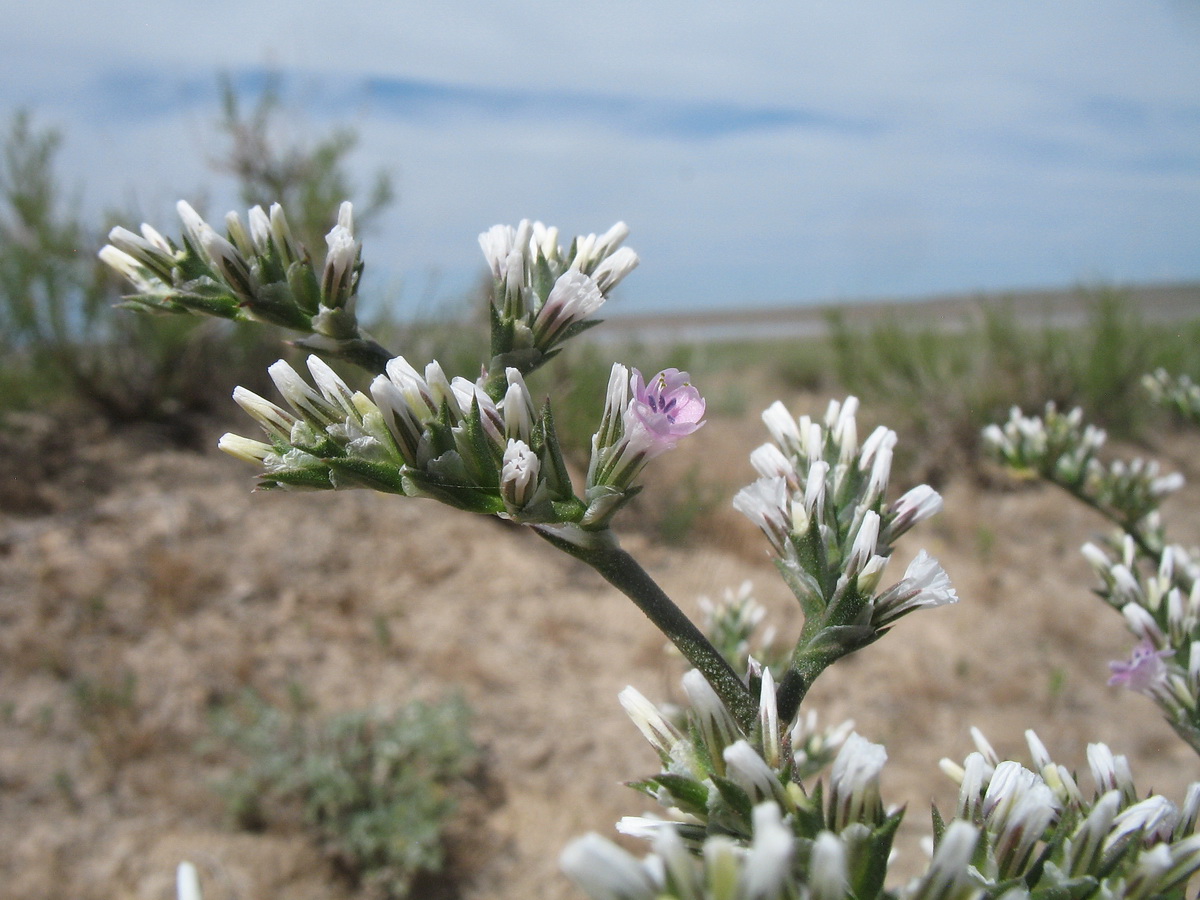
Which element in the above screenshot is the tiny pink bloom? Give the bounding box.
[1108,640,1173,693]
[621,368,706,457]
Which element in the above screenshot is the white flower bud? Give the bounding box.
[501,439,540,512]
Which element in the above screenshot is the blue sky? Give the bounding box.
[3,1,1199,318]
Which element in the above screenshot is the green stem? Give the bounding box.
[776,643,834,727]
[777,625,879,725]
[533,525,758,732]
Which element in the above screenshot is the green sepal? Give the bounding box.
[286,258,322,316]
[535,402,575,501]
[648,774,711,818]
[849,810,903,900]
[243,281,312,331]
[709,775,754,830]
[464,396,501,486]
[324,457,407,494]
[489,302,515,359]
[554,317,604,346]
[793,779,825,837]
[930,805,947,845]
[532,252,555,307]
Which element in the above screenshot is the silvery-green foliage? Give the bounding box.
[212,692,475,900]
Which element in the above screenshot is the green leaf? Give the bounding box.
[824,580,871,629]
[650,774,711,818]
[261,467,335,490]
[710,775,753,828]
[324,457,407,494]
[402,469,504,515]
[172,282,243,320]
[775,558,826,630]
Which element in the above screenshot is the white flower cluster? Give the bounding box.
[100,200,361,339]
[983,403,1183,535]
[617,666,869,849]
[217,350,586,522]
[563,716,1200,900]
[479,219,637,355]
[984,396,1200,751]
[939,728,1200,896]
[1144,368,1200,426]
[733,396,955,635]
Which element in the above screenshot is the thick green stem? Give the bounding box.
[533,525,757,732]
[777,625,879,725]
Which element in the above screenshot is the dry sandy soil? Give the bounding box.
[2,367,1199,900]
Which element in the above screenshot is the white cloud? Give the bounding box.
[2,0,1197,315]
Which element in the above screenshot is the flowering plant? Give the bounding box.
[101,203,1200,900]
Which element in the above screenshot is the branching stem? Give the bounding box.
[533,526,757,732]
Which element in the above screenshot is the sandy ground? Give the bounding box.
[1,380,1198,899]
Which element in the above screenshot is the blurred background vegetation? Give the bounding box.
[2,77,1198,497]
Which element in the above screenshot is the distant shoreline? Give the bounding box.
[592,281,1200,344]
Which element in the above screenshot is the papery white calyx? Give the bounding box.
[500,439,540,513]
[872,550,958,626]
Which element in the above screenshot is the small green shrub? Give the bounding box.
[825,288,1200,483]
[213,691,477,899]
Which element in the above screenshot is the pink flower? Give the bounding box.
[621,368,706,456]
[1108,640,1173,694]
[585,368,706,506]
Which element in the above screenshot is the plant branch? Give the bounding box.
[533,526,757,732]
